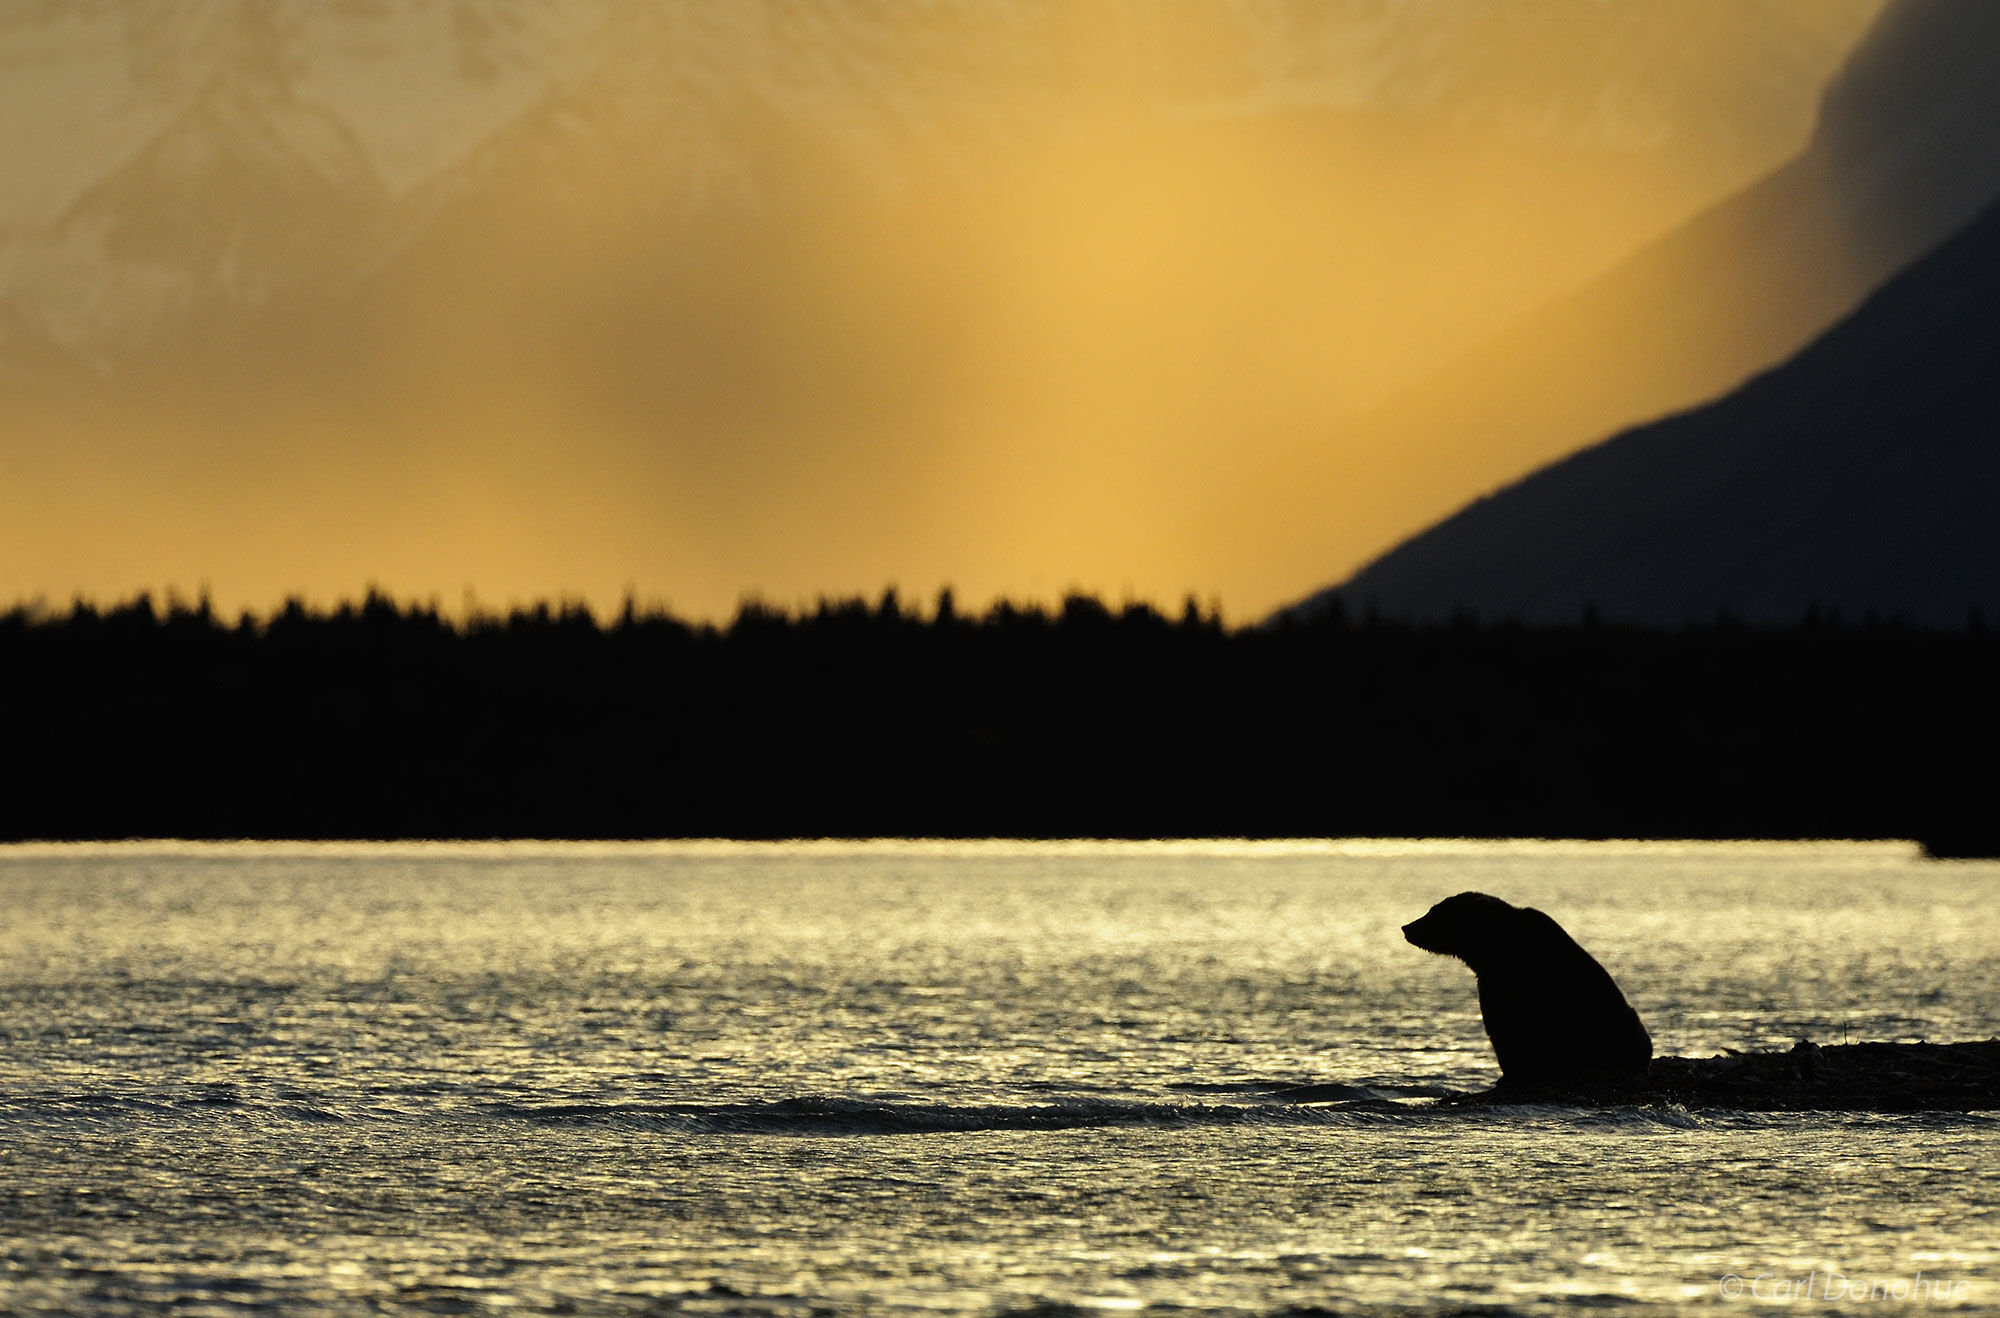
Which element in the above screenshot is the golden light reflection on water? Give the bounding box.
[0,840,1994,1314]
[0,840,1992,1312]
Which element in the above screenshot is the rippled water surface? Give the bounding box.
[1,840,1996,1315]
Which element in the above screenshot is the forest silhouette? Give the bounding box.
[3,590,1993,853]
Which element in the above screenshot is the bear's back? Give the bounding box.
[1476,907,1652,1086]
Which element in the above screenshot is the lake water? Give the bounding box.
[1,840,1996,1315]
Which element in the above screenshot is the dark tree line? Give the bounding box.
[2,589,1995,851]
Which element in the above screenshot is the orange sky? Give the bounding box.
[1,2,1889,621]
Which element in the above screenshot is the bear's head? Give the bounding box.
[1401,891,1519,966]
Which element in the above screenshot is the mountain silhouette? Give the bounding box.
[1249,0,2000,617]
[1312,188,2000,627]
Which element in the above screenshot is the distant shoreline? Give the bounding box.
[6,592,1996,854]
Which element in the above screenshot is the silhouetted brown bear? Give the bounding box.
[1403,892,1652,1088]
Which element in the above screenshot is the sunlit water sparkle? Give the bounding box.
[1,840,1995,1315]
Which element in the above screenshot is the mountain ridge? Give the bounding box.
[1249,0,2000,619]
[1311,186,2000,628]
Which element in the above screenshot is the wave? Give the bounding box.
[0,1089,360,1125]
[8,1047,1994,1135]
[474,1091,1442,1135]
[0,1086,1424,1135]
[482,1085,1928,1135]
[468,1094,1990,1135]
[4,1089,1986,1135]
